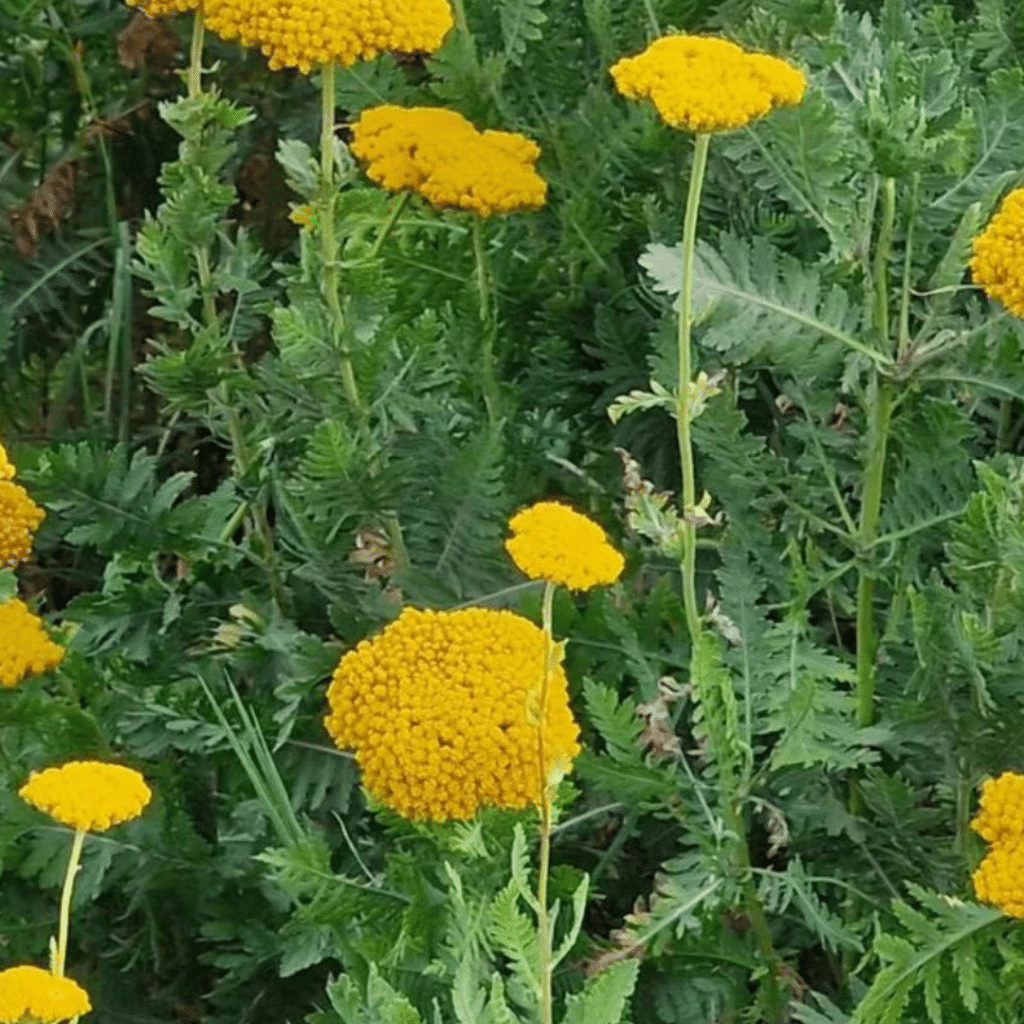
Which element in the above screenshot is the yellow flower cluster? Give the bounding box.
[610,35,806,133]
[324,607,580,822]
[971,188,1024,318]
[0,965,90,1024]
[972,772,1024,917]
[20,761,152,833]
[0,599,65,688]
[204,0,454,73]
[505,501,624,591]
[122,0,198,16]
[350,105,548,218]
[0,442,44,569]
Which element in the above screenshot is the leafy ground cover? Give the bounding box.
[4,0,1024,1021]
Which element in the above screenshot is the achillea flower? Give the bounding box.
[971,771,1024,844]
[0,965,90,1024]
[350,105,547,218]
[0,478,45,568]
[204,0,453,73]
[0,599,65,688]
[20,761,152,832]
[610,35,806,133]
[971,188,1024,318]
[506,501,624,591]
[973,840,1024,918]
[324,607,580,822]
[122,0,198,15]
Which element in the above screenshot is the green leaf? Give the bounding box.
[499,0,546,66]
[561,959,639,1024]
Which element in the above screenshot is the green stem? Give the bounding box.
[472,217,500,424]
[873,177,896,355]
[855,378,893,728]
[188,7,204,99]
[676,132,710,646]
[536,580,556,1024]
[54,828,86,977]
[367,190,411,260]
[194,244,217,330]
[319,63,364,420]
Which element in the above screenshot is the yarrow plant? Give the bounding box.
[970,187,1024,318]
[972,772,1024,917]
[0,965,90,1024]
[19,761,151,981]
[350,105,548,218]
[323,606,580,822]
[0,599,65,689]
[203,0,454,72]
[0,441,45,570]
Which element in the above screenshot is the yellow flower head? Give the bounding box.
[971,188,1024,318]
[350,105,547,218]
[610,35,806,133]
[972,771,1024,844]
[973,840,1024,918]
[0,965,90,1024]
[324,606,580,822]
[204,0,454,73]
[505,501,624,591]
[122,0,198,15]
[20,761,152,833]
[0,599,65,688]
[0,478,45,569]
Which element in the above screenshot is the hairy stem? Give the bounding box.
[536,580,556,1024]
[319,63,364,420]
[855,378,893,728]
[188,7,204,99]
[472,217,500,424]
[676,132,710,645]
[873,176,896,355]
[55,828,86,977]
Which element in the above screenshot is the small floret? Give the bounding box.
[610,35,806,133]
[0,964,91,1024]
[350,105,547,217]
[324,607,580,821]
[971,188,1024,318]
[20,761,152,833]
[505,501,624,591]
[0,599,65,688]
[122,0,198,15]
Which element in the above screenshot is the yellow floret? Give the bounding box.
[20,761,152,833]
[323,607,580,822]
[610,34,806,133]
[0,599,65,688]
[0,478,45,568]
[971,188,1024,318]
[505,501,624,591]
[122,0,198,15]
[0,965,91,1024]
[350,105,547,217]
[204,0,453,73]
[973,839,1024,918]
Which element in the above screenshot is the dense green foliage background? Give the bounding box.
[4,0,1024,1021]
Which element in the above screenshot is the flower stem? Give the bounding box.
[188,7,204,99]
[472,217,500,424]
[54,828,86,977]
[873,177,896,356]
[536,579,556,1024]
[319,62,365,421]
[676,132,710,646]
[855,377,893,728]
